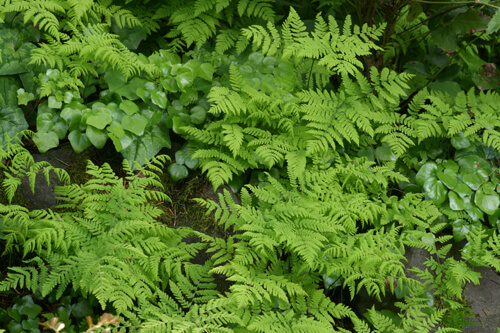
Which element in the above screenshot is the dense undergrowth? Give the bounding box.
[1,0,500,332]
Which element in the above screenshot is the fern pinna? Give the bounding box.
[0,149,234,332]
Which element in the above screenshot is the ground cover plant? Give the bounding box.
[1,0,500,332]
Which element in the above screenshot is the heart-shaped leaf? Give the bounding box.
[449,191,465,211]
[0,106,29,145]
[462,172,484,191]
[474,188,500,215]
[423,178,448,205]
[452,219,469,242]
[415,162,438,186]
[190,105,207,125]
[122,114,148,136]
[86,125,108,149]
[199,63,215,81]
[86,108,112,130]
[150,90,167,109]
[33,131,59,153]
[68,130,92,153]
[167,163,189,182]
[437,170,458,189]
[119,100,139,115]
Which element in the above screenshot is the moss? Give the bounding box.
[157,169,226,238]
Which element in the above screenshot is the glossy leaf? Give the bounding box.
[168,163,189,182]
[415,162,438,186]
[474,188,500,215]
[150,90,167,109]
[437,170,458,189]
[453,183,472,198]
[120,123,171,167]
[452,219,469,242]
[449,191,465,211]
[462,173,483,191]
[61,107,83,132]
[423,178,448,205]
[86,108,113,130]
[442,159,459,173]
[199,63,215,81]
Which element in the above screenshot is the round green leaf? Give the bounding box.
[150,90,167,109]
[107,121,125,139]
[452,219,469,242]
[190,106,206,125]
[72,298,92,318]
[167,163,189,182]
[423,178,448,205]
[449,191,465,211]
[175,149,188,165]
[442,159,459,173]
[180,88,198,106]
[61,107,83,132]
[437,170,458,189]
[451,132,471,149]
[86,125,109,149]
[462,172,484,191]
[47,95,62,109]
[86,108,112,130]
[32,131,59,153]
[465,204,483,222]
[415,162,438,186]
[119,100,139,115]
[122,114,148,136]
[474,188,500,215]
[172,115,188,134]
[453,183,472,198]
[53,117,69,139]
[68,130,92,153]
[199,63,215,81]
[36,112,55,132]
[375,143,396,162]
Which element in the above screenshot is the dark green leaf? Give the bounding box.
[103,69,147,100]
[487,10,500,34]
[462,172,484,191]
[53,118,69,139]
[190,106,206,124]
[474,188,500,215]
[375,142,396,162]
[150,90,167,109]
[452,219,469,242]
[415,162,438,186]
[442,159,459,173]
[180,88,198,106]
[168,163,189,182]
[437,170,458,189]
[449,191,465,211]
[451,132,470,150]
[72,299,92,318]
[199,63,215,81]
[431,25,456,52]
[61,107,83,132]
[120,124,171,167]
[465,204,483,222]
[0,106,28,145]
[0,30,35,75]
[0,76,20,107]
[423,178,448,205]
[453,183,472,198]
